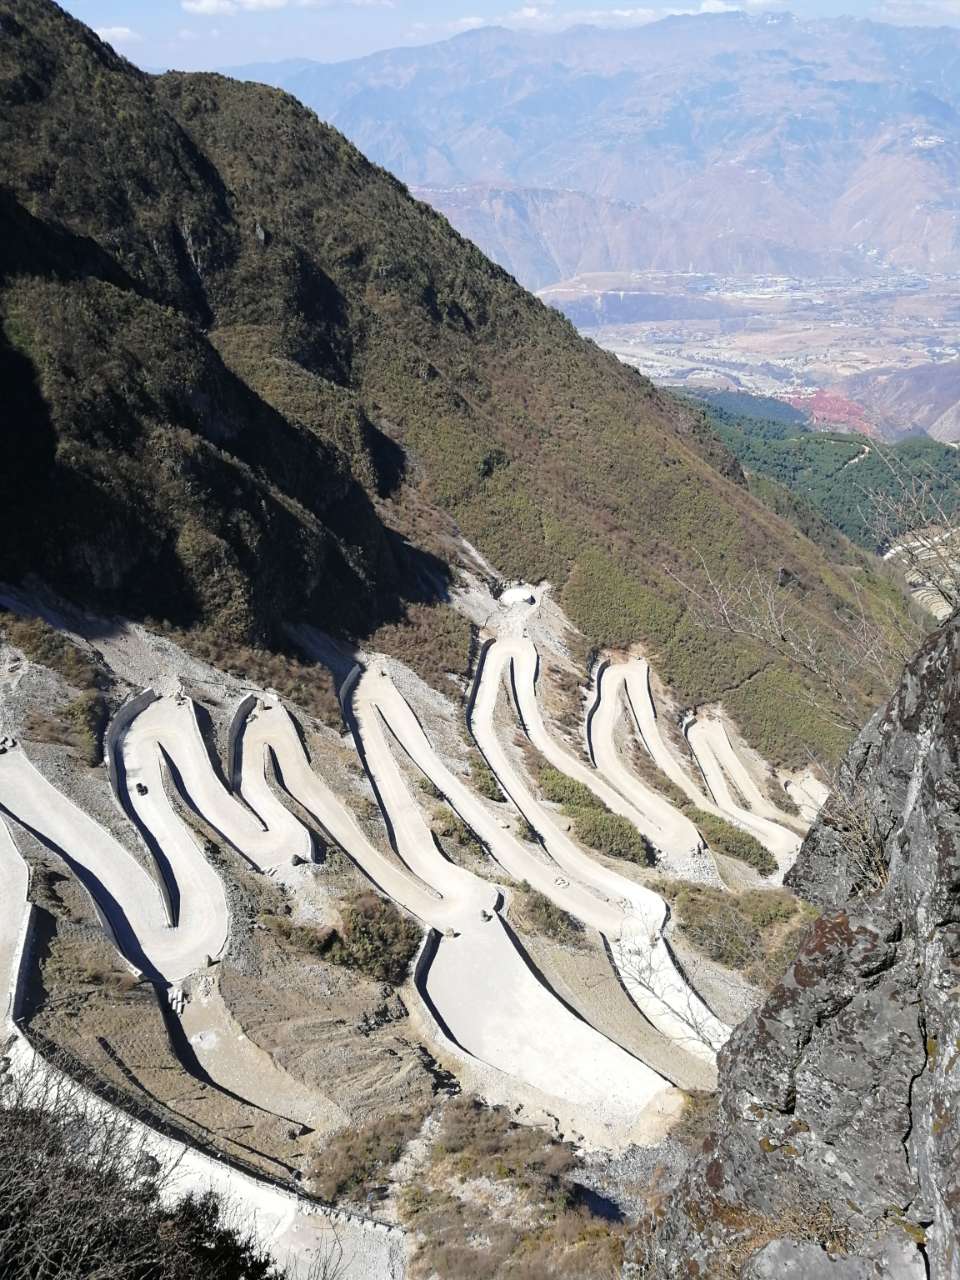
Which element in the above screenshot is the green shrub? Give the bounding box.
[65,690,108,766]
[0,611,105,691]
[658,880,814,988]
[537,765,597,810]
[328,892,422,985]
[432,806,481,850]
[168,626,342,728]
[267,891,421,986]
[366,603,474,698]
[469,753,503,802]
[685,808,777,877]
[568,808,653,865]
[310,1110,424,1203]
[516,881,583,946]
[534,762,653,864]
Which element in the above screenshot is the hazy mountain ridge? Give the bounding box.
[228,13,960,287]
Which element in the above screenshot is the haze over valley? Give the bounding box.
[240,12,960,438]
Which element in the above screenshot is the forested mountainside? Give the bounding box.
[687,393,960,550]
[229,14,960,286]
[0,0,911,764]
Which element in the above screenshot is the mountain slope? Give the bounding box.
[227,14,960,288]
[0,0,911,765]
[639,615,960,1277]
[839,358,960,442]
[687,393,960,549]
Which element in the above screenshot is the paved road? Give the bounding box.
[0,819,29,1022]
[685,717,800,871]
[121,695,310,871]
[0,744,227,985]
[350,666,680,1113]
[613,658,801,872]
[2,1035,402,1280]
[587,661,708,875]
[468,643,728,1063]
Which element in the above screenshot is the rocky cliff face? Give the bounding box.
[643,615,960,1278]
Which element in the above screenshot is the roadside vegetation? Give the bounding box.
[467,749,504,801]
[399,1096,624,1279]
[0,1055,314,1280]
[264,891,421,986]
[682,808,777,877]
[534,762,653,865]
[1,610,110,764]
[0,610,106,691]
[162,625,343,729]
[656,880,817,989]
[365,604,475,699]
[513,881,584,946]
[431,804,484,855]
[308,1109,427,1205]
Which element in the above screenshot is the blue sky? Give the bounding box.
[60,0,960,68]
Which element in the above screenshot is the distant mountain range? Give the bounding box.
[227,13,960,289]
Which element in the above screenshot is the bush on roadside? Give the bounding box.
[469,752,503,802]
[328,892,422,985]
[66,690,108,766]
[0,1056,284,1280]
[658,880,816,988]
[309,1110,425,1204]
[399,1096,624,1279]
[684,807,777,877]
[265,891,421,986]
[165,625,343,729]
[537,765,596,810]
[533,762,654,864]
[432,805,482,850]
[0,611,106,691]
[568,808,653,865]
[515,881,584,946]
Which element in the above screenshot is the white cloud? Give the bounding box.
[182,0,237,13]
[95,25,142,45]
[182,0,290,13]
[879,0,960,21]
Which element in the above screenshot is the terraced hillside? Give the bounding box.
[1,573,819,1278]
[0,0,917,768]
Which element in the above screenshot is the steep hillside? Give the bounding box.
[638,614,960,1278]
[690,396,960,550]
[840,358,960,443]
[410,184,658,293]
[0,0,912,765]
[229,14,960,287]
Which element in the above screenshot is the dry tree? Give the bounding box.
[0,1044,344,1280]
[667,551,917,734]
[866,448,960,618]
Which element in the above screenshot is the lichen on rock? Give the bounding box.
[640,614,960,1278]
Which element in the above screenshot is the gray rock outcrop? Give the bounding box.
[642,615,960,1278]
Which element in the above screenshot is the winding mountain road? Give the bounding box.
[684,717,800,869]
[0,741,228,985]
[587,661,709,876]
[600,657,801,871]
[466,642,729,1062]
